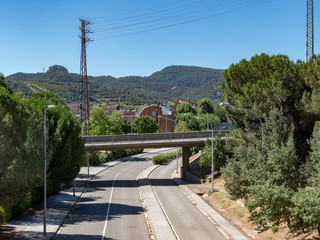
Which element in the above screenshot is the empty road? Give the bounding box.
[55,149,228,240]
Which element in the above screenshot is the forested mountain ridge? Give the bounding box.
[6,65,224,104]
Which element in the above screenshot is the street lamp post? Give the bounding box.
[159,116,179,172]
[220,102,264,148]
[43,105,55,236]
[130,109,135,158]
[184,113,215,192]
[193,107,209,130]
[199,108,209,130]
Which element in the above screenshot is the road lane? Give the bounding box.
[149,159,228,240]
[56,156,152,240]
[56,148,229,240]
[103,161,149,240]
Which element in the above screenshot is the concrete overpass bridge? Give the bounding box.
[84,130,228,180]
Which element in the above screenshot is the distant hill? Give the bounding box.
[6,65,224,105]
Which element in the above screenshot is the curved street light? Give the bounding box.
[158,116,180,172]
[220,102,264,148]
[43,105,55,236]
[192,106,209,130]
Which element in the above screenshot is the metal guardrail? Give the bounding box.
[83,130,228,149]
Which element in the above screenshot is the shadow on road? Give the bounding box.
[55,233,116,240]
[65,202,144,224]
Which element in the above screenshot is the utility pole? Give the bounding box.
[307,0,314,61]
[79,18,93,135]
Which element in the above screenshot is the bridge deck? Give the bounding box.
[84,130,228,151]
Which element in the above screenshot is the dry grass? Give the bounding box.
[189,176,320,240]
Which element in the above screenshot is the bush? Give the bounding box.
[152,151,180,165]
[0,206,10,225]
[12,192,32,219]
[89,149,144,166]
[270,225,279,233]
[89,151,101,166]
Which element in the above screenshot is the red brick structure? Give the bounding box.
[136,104,175,132]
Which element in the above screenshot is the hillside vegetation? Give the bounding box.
[6,65,224,104]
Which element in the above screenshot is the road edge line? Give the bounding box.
[136,171,156,240]
[148,166,180,240]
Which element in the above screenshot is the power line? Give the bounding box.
[91,0,273,41]
[93,0,211,27]
[91,0,202,22]
[93,0,229,33]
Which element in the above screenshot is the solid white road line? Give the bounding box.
[101,162,140,240]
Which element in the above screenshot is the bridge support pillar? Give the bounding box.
[181,147,189,180]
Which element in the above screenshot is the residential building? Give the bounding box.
[136,103,175,133]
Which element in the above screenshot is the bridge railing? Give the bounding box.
[83,130,228,145]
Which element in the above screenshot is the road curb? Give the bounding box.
[171,174,249,240]
[137,165,178,240]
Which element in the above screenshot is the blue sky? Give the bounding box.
[0,0,316,77]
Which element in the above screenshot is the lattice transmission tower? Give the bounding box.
[79,18,93,135]
[307,0,314,61]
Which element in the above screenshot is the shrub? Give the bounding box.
[270,225,279,233]
[12,192,32,219]
[152,151,180,165]
[89,151,101,166]
[89,149,144,166]
[0,206,10,225]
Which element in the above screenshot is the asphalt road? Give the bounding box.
[55,154,154,240]
[55,149,227,240]
[149,159,228,240]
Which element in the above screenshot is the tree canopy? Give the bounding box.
[0,79,85,223]
[176,102,196,114]
[197,98,214,114]
[90,105,131,136]
[133,115,160,133]
[221,54,320,235]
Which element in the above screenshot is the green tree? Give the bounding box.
[197,98,214,114]
[198,135,226,171]
[222,108,301,223]
[0,86,43,221]
[176,102,196,114]
[222,53,308,157]
[213,101,227,122]
[306,121,320,187]
[298,56,320,123]
[0,75,13,94]
[133,115,160,133]
[246,183,293,226]
[28,92,86,194]
[291,188,320,236]
[0,75,6,88]
[176,113,201,132]
[109,110,131,134]
[90,105,111,136]
[90,106,130,136]
[198,113,220,130]
[222,54,304,124]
